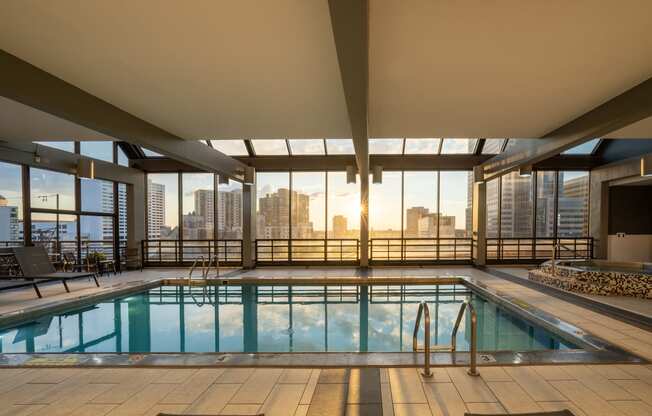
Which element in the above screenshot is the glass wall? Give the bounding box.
[256,172,290,240]
[147,173,179,240]
[369,171,402,238]
[291,172,325,239]
[403,172,437,238]
[30,168,75,211]
[217,180,242,239]
[536,171,556,238]
[557,171,590,237]
[80,141,114,162]
[327,172,360,239]
[182,173,214,240]
[486,179,500,238]
[0,162,22,245]
[500,172,533,238]
[439,171,472,238]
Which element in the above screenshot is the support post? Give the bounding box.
[242,183,257,268]
[472,181,487,266]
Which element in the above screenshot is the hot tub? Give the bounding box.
[529,259,652,299]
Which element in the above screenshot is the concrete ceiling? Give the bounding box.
[606,116,652,138]
[0,1,651,141]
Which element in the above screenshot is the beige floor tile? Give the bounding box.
[486,381,541,414]
[463,402,505,414]
[230,368,283,404]
[550,380,626,416]
[478,367,511,382]
[38,383,113,416]
[381,382,394,416]
[300,370,321,405]
[294,404,310,416]
[531,365,576,381]
[152,368,197,384]
[27,368,80,384]
[618,365,652,384]
[393,403,431,416]
[67,404,116,416]
[141,404,188,416]
[160,368,224,404]
[217,368,256,384]
[220,404,262,415]
[260,384,306,416]
[538,401,588,416]
[91,375,154,404]
[0,383,56,405]
[388,368,426,404]
[279,369,313,384]
[185,383,240,414]
[0,370,41,394]
[380,368,389,384]
[445,368,495,403]
[422,382,466,416]
[107,383,176,416]
[504,366,566,401]
[418,367,451,383]
[613,380,652,406]
[562,365,636,401]
[589,365,638,380]
[610,400,652,416]
[0,405,46,416]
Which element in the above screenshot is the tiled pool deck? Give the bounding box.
[0,266,651,415]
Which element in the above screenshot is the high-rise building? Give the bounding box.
[499,173,533,238]
[558,174,589,237]
[405,207,430,237]
[147,180,165,239]
[218,189,242,239]
[416,213,456,238]
[257,188,312,239]
[194,189,214,228]
[332,215,347,238]
[0,195,19,242]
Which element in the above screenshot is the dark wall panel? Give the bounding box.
[608,185,652,234]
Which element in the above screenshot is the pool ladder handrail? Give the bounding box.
[413,300,479,377]
[188,256,206,282]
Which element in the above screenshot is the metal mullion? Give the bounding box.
[553,171,559,243]
[323,139,328,155]
[286,139,292,156]
[244,139,255,157]
[113,181,119,265]
[400,170,404,261]
[22,165,32,245]
[324,170,329,261]
[178,172,183,262]
[532,171,538,259]
[497,176,502,259]
[436,171,440,260]
[75,172,81,262]
[288,170,292,262]
[214,174,219,259]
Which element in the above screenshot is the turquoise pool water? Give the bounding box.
[0,284,577,353]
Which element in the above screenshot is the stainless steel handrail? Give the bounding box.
[451,300,479,376]
[188,255,205,282]
[412,301,432,377]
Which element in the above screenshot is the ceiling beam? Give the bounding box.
[480,77,652,181]
[0,49,247,180]
[327,0,368,171]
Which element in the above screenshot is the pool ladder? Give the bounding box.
[413,300,479,377]
[188,256,220,284]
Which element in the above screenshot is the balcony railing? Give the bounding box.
[369,238,473,263]
[255,239,359,264]
[486,237,593,262]
[142,239,243,266]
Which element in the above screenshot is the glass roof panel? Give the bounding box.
[210,140,249,156]
[369,138,404,154]
[481,139,505,154]
[289,139,325,155]
[80,141,113,163]
[503,138,537,152]
[325,139,355,155]
[251,139,288,155]
[562,138,601,155]
[404,138,441,154]
[440,138,477,154]
[34,141,74,153]
[142,148,164,157]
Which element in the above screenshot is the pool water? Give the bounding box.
[0,284,577,353]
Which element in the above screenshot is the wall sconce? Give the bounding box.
[244,166,256,185]
[519,165,532,177]
[218,175,230,185]
[642,154,652,176]
[346,165,357,184]
[372,165,383,184]
[77,159,95,179]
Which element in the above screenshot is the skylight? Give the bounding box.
[142,148,164,157]
[210,140,249,156]
[80,141,113,163]
[34,141,74,153]
[251,139,288,155]
[289,139,325,155]
[404,138,441,154]
[369,138,404,154]
[440,138,477,154]
[325,139,355,155]
[562,138,601,155]
[481,139,505,154]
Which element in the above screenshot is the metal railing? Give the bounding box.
[413,300,479,377]
[255,239,359,264]
[370,238,473,263]
[486,237,593,262]
[142,239,243,266]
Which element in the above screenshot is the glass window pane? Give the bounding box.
[481,139,505,154]
[486,179,499,238]
[562,138,601,155]
[557,171,589,237]
[80,215,114,261]
[370,171,402,238]
[218,180,242,239]
[536,171,556,238]
[251,140,288,155]
[327,172,360,239]
[369,138,403,154]
[210,140,249,156]
[500,172,533,238]
[30,168,75,211]
[142,148,164,157]
[80,141,113,163]
[403,172,437,238]
[118,183,128,242]
[440,139,477,154]
[81,178,114,213]
[34,141,74,153]
[31,212,77,258]
[439,171,472,237]
[0,162,23,244]
[117,146,129,167]
[404,138,441,154]
[289,139,325,155]
[256,172,290,239]
[291,172,325,239]
[147,174,179,239]
[503,138,536,153]
[325,139,355,155]
[182,173,214,240]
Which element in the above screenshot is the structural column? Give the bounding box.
[127,180,146,259]
[242,183,257,268]
[472,181,487,266]
[359,161,369,267]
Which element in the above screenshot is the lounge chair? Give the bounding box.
[0,246,99,298]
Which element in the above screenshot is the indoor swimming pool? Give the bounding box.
[0,284,578,354]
